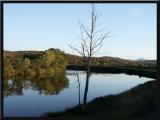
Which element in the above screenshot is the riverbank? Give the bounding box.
[67,65,156,79]
[45,79,160,120]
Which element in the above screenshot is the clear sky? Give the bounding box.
[4,3,156,60]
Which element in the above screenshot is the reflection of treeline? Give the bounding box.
[4,48,68,78]
[4,71,69,97]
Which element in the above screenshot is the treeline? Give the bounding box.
[4,48,68,79]
[66,54,153,68]
[4,48,155,79]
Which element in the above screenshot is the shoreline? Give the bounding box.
[66,65,156,79]
[44,66,158,119]
[45,80,159,119]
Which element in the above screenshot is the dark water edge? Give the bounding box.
[67,65,156,79]
[45,80,160,120]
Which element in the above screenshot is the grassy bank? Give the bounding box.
[45,80,160,120]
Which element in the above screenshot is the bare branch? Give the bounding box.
[92,31,110,50]
[91,43,103,56]
[68,44,84,57]
[69,4,111,67]
[93,27,107,38]
[79,21,92,39]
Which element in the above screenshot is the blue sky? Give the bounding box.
[4,3,156,60]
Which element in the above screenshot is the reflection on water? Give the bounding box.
[4,71,69,97]
[4,70,154,117]
[67,70,86,76]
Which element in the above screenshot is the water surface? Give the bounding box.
[4,70,154,117]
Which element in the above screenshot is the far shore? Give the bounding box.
[66,65,156,79]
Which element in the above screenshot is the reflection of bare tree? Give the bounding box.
[75,66,81,106]
[69,49,81,106]
[69,4,110,107]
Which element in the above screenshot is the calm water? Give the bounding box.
[4,70,154,117]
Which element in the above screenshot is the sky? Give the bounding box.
[4,3,157,60]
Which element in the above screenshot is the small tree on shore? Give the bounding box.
[69,4,110,107]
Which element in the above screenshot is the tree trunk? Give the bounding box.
[83,65,90,106]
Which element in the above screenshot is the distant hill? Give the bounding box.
[135,58,156,66]
[137,58,147,61]
[4,49,152,68]
[66,54,149,67]
[136,60,156,66]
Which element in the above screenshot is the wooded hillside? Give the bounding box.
[4,48,156,75]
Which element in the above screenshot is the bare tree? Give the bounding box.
[68,4,110,106]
